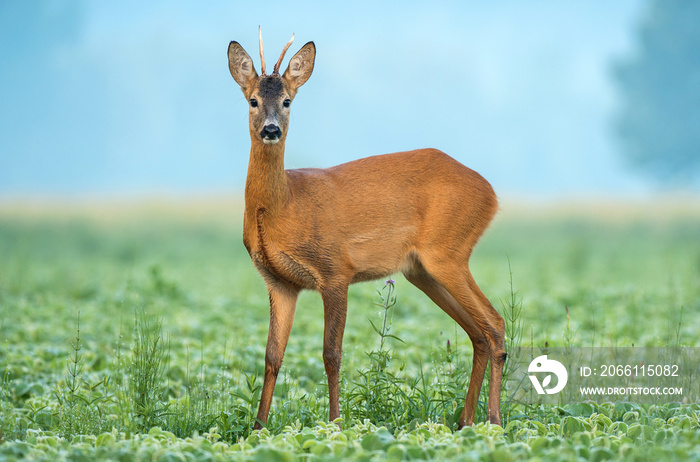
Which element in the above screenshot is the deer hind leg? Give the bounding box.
[410,258,506,426]
[320,283,349,425]
[463,272,507,426]
[254,282,299,429]
[404,266,491,428]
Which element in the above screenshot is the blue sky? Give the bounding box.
[0,0,659,199]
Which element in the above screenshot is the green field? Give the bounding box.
[0,199,699,461]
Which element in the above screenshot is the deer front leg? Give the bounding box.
[253,282,299,429]
[321,285,348,425]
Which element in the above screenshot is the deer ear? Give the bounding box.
[283,41,315,91]
[228,41,258,91]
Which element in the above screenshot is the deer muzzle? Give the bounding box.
[261,123,282,145]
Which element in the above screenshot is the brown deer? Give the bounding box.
[227,29,505,429]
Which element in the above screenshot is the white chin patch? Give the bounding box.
[262,138,280,145]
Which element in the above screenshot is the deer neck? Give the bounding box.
[244,140,288,218]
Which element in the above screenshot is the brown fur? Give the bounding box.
[227,38,505,429]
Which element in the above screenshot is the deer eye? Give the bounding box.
[249,99,258,108]
[283,99,291,108]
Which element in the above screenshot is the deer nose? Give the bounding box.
[260,124,282,142]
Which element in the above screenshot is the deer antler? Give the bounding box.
[259,26,267,76]
[273,33,295,75]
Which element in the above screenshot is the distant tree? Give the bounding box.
[613,0,700,184]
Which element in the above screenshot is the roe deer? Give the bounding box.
[227,29,505,429]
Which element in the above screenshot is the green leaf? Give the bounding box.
[96,432,116,447]
[361,429,395,451]
[530,436,550,453]
[252,447,295,462]
[561,417,584,437]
